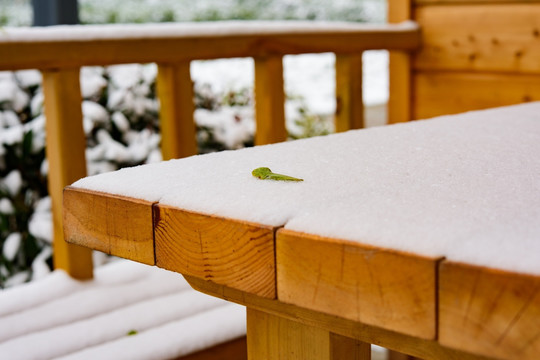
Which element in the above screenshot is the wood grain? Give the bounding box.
[412,71,540,119]
[335,54,364,131]
[276,229,440,339]
[439,261,540,360]
[185,275,491,359]
[63,187,155,265]
[43,69,93,279]
[156,62,197,160]
[154,204,277,298]
[247,308,371,360]
[414,3,540,73]
[254,56,287,145]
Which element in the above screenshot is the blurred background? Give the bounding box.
[0,0,388,288]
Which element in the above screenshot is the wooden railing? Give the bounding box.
[0,21,420,279]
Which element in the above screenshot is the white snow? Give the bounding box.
[0,125,24,146]
[0,21,416,42]
[1,110,21,128]
[15,69,42,88]
[195,106,254,149]
[28,210,53,243]
[74,102,540,276]
[31,247,53,281]
[82,100,109,124]
[80,67,107,98]
[0,198,15,214]
[2,170,23,196]
[111,111,130,133]
[0,260,246,360]
[2,233,22,261]
[56,304,245,360]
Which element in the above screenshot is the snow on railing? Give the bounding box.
[0,21,420,279]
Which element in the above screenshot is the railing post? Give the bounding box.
[388,0,413,123]
[335,54,364,132]
[42,68,93,279]
[254,56,287,145]
[157,62,198,160]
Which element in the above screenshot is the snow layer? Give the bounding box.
[74,103,540,276]
[1,21,416,42]
[0,260,245,360]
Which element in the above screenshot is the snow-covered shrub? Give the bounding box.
[0,70,49,287]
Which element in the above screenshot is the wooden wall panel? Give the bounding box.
[439,261,540,360]
[414,3,540,74]
[413,71,540,119]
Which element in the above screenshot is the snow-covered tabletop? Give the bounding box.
[73,102,540,276]
[65,103,540,359]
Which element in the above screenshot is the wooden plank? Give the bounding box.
[413,71,540,119]
[177,336,247,360]
[335,54,364,132]
[185,275,492,360]
[0,24,420,70]
[156,62,197,160]
[254,56,287,145]
[388,0,413,124]
[254,56,286,145]
[154,204,277,298]
[388,52,413,123]
[387,351,422,360]
[389,0,413,22]
[330,333,371,360]
[414,3,540,73]
[276,229,440,339]
[439,261,540,360]
[246,308,371,360]
[63,187,155,265]
[43,68,93,279]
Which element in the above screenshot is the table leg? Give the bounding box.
[247,308,371,360]
[387,350,422,360]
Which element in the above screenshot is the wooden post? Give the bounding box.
[42,68,93,279]
[388,0,413,123]
[157,62,197,160]
[254,56,287,145]
[247,308,371,360]
[335,54,364,132]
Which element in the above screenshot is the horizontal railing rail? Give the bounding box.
[0,21,419,69]
[0,21,421,279]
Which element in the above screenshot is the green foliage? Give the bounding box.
[0,76,48,287]
[288,102,333,140]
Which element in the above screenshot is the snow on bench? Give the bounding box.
[73,102,540,276]
[0,260,246,360]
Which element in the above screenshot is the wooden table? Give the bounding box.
[63,104,540,360]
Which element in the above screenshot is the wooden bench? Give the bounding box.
[0,260,246,359]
